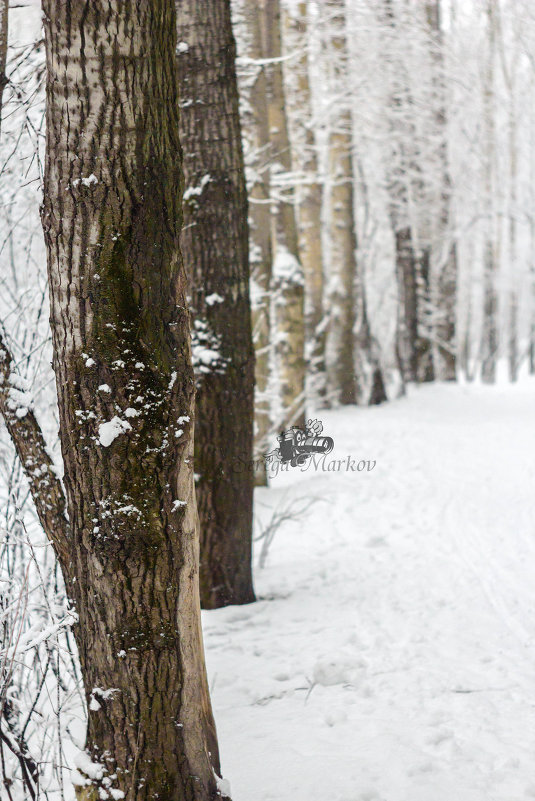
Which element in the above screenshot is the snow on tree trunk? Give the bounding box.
[324,0,387,407]
[233,0,273,485]
[261,0,306,430]
[426,0,457,382]
[176,0,256,609]
[382,0,432,387]
[40,2,226,798]
[285,1,327,406]
[480,0,499,385]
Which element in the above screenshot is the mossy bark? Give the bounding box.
[176,0,256,609]
[41,2,225,799]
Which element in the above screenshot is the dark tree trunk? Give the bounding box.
[426,0,457,381]
[480,0,499,385]
[176,0,255,609]
[382,0,433,387]
[416,247,435,383]
[40,2,226,799]
[395,228,419,384]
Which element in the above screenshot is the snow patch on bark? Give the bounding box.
[273,246,304,286]
[98,417,132,447]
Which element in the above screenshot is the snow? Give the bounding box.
[206,293,224,306]
[273,246,304,286]
[215,772,232,798]
[204,380,535,801]
[98,416,132,447]
[183,174,211,202]
[73,751,105,783]
[72,174,98,188]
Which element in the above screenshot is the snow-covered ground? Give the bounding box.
[204,379,535,801]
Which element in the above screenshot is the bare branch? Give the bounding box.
[0,334,69,564]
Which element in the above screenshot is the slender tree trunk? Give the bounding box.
[426,0,457,381]
[480,0,499,384]
[285,1,327,404]
[507,97,518,382]
[530,79,535,375]
[261,0,306,429]
[395,227,419,383]
[324,0,387,406]
[176,0,255,609]
[233,0,273,483]
[40,3,226,799]
[382,0,430,386]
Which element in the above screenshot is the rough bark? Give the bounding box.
[233,0,273,483]
[260,0,306,430]
[40,2,225,799]
[176,0,255,609]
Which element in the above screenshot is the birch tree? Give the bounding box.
[176,0,255,608]
[261,0,306,429]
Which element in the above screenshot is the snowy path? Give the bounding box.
[203,381,535,801]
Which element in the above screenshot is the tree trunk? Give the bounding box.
[395,227,419,383]
[260,0,306,430]
[176,0,255,609]
[382,0,431,386]
[507,99,518,383]
[233,0,273,484]
[480,0,499,384]
[40,2,226,799]
[324,0,387,406]
[530,79,535,375]
[426,0,457,381]
[285,1,327,405]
